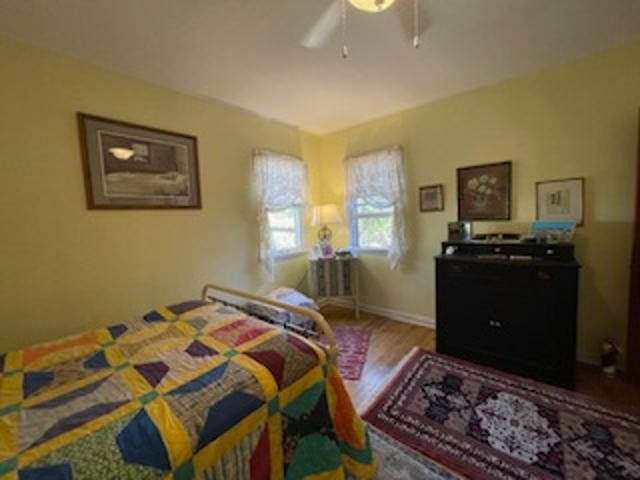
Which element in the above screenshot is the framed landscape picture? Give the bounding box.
[419,184,444,212]
[457,161,512,221]
[536,177,584,226]
[78,113,201,209]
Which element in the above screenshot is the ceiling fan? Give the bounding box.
[301,0,425,58]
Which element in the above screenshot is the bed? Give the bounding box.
[0,284,375,479]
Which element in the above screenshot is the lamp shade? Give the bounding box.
[349,0,396,13]
[312,204,342,226]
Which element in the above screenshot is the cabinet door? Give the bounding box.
[438,261,562,369]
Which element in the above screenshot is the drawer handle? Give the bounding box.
[489,320,502,328]
[537,271,552,281]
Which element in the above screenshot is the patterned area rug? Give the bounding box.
[323,326,372,381]
[363,348,640,480]
[364,425,460,480]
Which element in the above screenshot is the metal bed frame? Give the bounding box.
[201,283,338,362]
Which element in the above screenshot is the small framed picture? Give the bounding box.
[319,242,334,258]
[419,184,444,212]
[457,161,512,221]
[536,177,584,226]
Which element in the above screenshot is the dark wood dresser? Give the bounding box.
[436,241,580,388]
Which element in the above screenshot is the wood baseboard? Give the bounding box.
[320,298,435,328]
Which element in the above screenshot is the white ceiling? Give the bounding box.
[1,0,640,134]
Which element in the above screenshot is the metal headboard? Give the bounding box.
[201,283,338,363]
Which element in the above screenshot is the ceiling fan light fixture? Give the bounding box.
[348,0,396,13]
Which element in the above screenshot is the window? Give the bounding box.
[345,147,407,268]
[349,196,393,250]
[253,150,308,276]
[267,206,304,255]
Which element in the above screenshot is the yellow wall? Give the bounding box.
[2,35,639,365]
[313,40,640,364]
[0,38,316,352]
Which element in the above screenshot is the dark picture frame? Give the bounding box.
[419,184,444,212]
[457,161,512,221]
[536,177,585,226]
[78,113,201,209]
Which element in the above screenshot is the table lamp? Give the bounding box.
[312,204,342,257]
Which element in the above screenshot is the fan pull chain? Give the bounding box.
[342,0,349,59]
[413,0,420,48]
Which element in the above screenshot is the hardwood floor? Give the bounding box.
[322,304,640,416]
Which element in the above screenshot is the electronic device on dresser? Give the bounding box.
[435,240,580,389]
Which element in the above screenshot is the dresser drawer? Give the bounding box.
[443,261,557,288]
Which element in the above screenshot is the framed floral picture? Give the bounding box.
[536,177,584,226]
[419,184,444,212]
[457,161,512,221]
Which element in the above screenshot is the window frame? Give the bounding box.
[349,198,393,253]
[268,205,306,258]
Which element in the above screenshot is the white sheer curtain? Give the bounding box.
[345,146,407,268]
[253,150,308,277]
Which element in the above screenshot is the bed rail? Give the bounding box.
[201,283,338,363]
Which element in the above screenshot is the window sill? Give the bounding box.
[273,249,308,262]
[353,248,389,256]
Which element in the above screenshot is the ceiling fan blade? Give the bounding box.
[301,0,342,49]
[395,0,429,45]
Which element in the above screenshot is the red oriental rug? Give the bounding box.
[363,348,640,480]
[328,326,371,381]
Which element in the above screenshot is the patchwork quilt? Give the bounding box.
[0,300,375,479]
